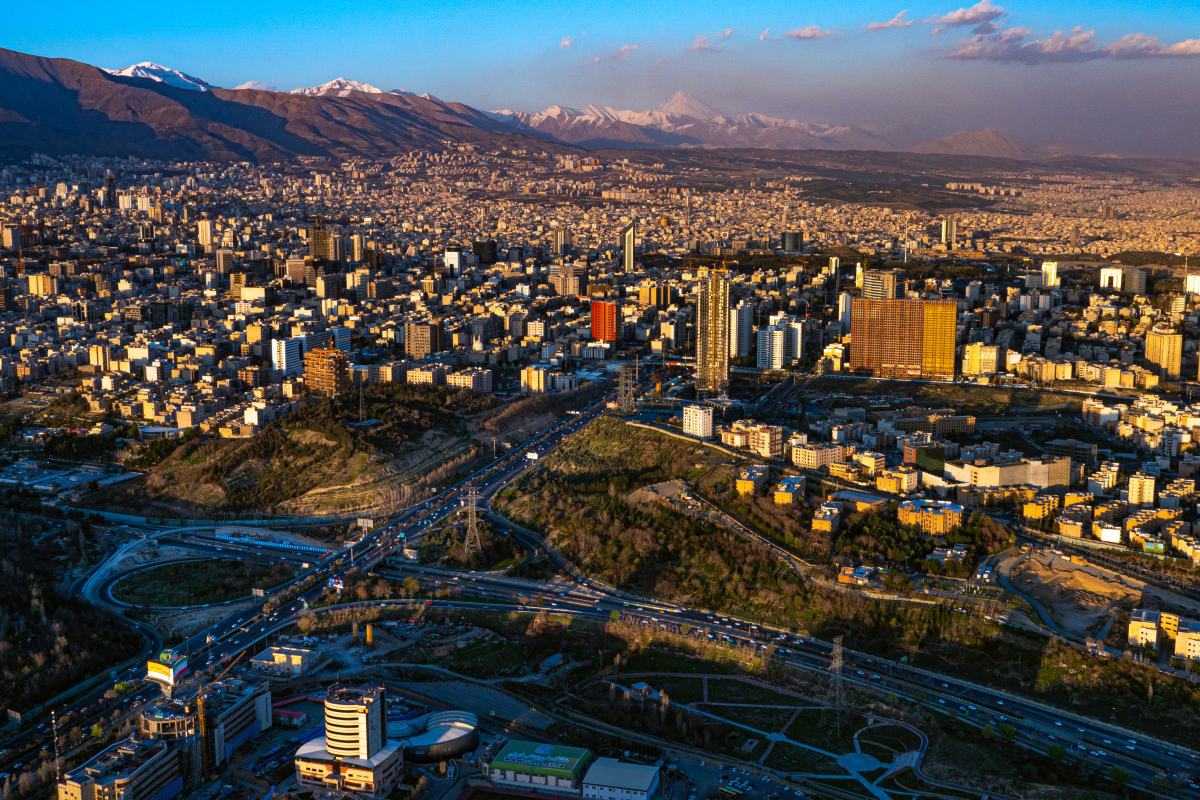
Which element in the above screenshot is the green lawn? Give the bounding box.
[112,558,297,606]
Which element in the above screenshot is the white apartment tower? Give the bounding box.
[682,405,713,439]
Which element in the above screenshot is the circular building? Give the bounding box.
[387,710,480,763]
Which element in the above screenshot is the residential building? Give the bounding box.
[876,466,918,494]
[271,336,303,376]
[696,266,730,394]
[730,299,753,358]
[1128,472,1156,506]
[736,465,770,495]
[304,347,349,398]
[682,405,713,439]
[897,499,967,534]
[861,268,904,300]
[591,301,619,342]
[773,476,806,504]
[1128,608,1160,648]
[405,322,442,359]
[848,299,957,381]
[446,368,492,393]
[1145,327,1182,379]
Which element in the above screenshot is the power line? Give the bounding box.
[819,635,847,738]
[464,484,482,555]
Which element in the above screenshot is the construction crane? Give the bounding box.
[197,647,249,779]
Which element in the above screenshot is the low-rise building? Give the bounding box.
[1128,608,1160,648]
[59,737,181,800]
[1023,495,1060,521]
[812,502,842,533]
[489,741,591,795]
[897,499,966,534]
[736,465,770,495]
[876,466,918,494]
[772,475,806,504]
[249,647,318,677]
[582,759,660,800]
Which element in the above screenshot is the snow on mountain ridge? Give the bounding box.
[290,78,398,97]
[105,62,213,91]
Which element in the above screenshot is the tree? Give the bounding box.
[1047,744,1066,762]
[403,577,420,597]
[998,724,1016,742]
[981,723,995,741]
[1109,766,1131,787]
[91,723,103,738]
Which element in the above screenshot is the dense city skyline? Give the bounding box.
[7,1,1200,156]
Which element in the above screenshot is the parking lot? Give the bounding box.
[664,755,809,800]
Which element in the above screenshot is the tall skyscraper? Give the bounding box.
[1041,261,1059,288]
[941,218,957,248]
[591,301,619,342]
[553,228,572,257]
[215,249,234,274]
[197,219,214,249]
[620,222,636,272]
[729,299,754,358]
[696,267,731,394]
[781,231,803,252]
[838,292,852,329]
[849,299,957,381]
[1146,327,1182,379]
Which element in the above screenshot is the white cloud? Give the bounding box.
[759,28,771,41]
[945,25,1200,63]
[785,26,838,40]
[719,28,735,38]
[560,36,573,48]
[235,81,276,91]
[866,11,913,31]
[688,34,722,52]
[613,44,640,59]
[927,0,1005,35]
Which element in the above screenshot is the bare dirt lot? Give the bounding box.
[1011,554,1138,638]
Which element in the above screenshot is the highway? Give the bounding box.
[4,379,1198,797]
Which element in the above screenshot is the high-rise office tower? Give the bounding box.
[1145,327,1182,379]
[862,269,905,300]
[781,231,803,252]
[621,222,636,272]
[197,220,214,249]
[696,267,731,394]
[591,301,619,342]
[729,299,754,358]
[838,292,852,329]
[553,228,572,257]
[215,249,234,274]
[941,218,957,248]
[323,685,386,760]
[849,299,957,381]
[1041,261,1059,288]
[855,263,864,289]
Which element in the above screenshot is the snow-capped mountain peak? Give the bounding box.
[289,78,385,97]
[651,91,723,120]
[105,62,213,91]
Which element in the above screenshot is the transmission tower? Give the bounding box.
[819,636,847,738]
[616,364,636,415]
[464,485,482,555]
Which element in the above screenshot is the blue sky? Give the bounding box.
[7,1,1200,154]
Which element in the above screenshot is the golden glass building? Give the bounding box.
[849,298,957,381]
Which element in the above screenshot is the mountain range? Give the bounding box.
[487,90,898,152]
[0,48,1100,162]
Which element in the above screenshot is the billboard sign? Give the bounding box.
[146,656,188,686]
